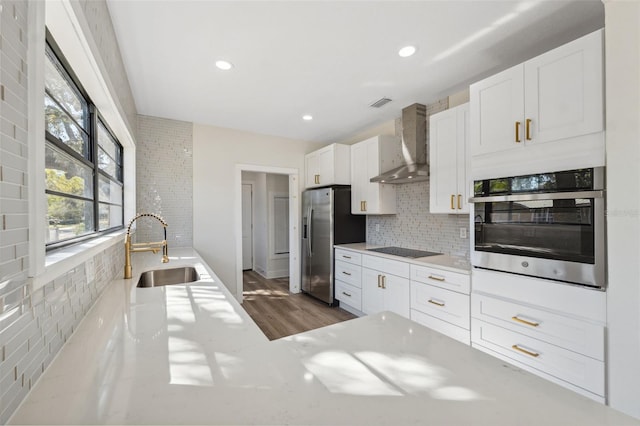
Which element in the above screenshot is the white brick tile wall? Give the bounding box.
[366,98,471,259]
[136,115,193,248]
[0,0,133,422]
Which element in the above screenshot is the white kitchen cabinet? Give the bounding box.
[429,103,469,214]
[471,268,606,402]
[361,255,410,319]
[334,249,363,313]
[470,29,604,178]
[350,135,400,215]
[410,264,471,345]
[305,143,350,189]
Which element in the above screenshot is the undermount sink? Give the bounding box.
[136,267,200,288]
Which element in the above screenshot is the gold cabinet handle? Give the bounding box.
[342,271,352,276]
[363,201,367,212]
[377,274,382,288]
[381,275,386,289]
[457,194,462,210]
[428,299,445,307]
[512,316,540,327]
[428,275,445,282]
[342,291,352,297]
[450,194,455,210]
[512,344,540,358]
[515,121,521,142]
[525,118,532,140]
[342,255,351,259]
[360,201,364,212]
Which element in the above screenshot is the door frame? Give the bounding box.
[235,164,300,302]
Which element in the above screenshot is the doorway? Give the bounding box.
[235,165,299,301]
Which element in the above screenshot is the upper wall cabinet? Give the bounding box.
[305,143,351,189]
[429,103,469,214]
[351,135,400,215]
[470,29,604,179]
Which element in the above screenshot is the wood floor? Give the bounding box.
[242,270,356,340]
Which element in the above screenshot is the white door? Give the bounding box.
[241,183,253,270]
[430,108,458,213]
[470,64,524,156]
[363,139,380,214]
[382,274,411,319]
[524,29,603,145]
[456,104,470,213]
[361,267,384,315]
[350,142,367,214]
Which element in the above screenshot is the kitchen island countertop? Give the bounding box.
[9,248,637,425]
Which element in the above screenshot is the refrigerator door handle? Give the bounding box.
[308,207,314,256]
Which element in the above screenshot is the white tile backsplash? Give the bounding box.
[136,115,193,248]
[366,182,470,259]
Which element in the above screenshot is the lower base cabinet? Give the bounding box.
[361,255,410,319]
[409,264,471,344]
[471,268,606,402]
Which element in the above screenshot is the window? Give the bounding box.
[44,37,124,249]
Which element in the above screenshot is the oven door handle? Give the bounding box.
[469,190,604,204]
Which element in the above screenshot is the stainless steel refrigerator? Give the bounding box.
[301,186,366,305]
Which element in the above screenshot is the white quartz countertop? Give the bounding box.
[336,242,471,274]
[9,248,637,425]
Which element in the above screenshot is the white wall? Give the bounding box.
[603,0,640,419]
[193,123,322,294]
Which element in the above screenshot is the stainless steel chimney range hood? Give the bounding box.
[370,103,427,184]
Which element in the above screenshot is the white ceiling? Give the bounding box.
[106,1,604,143]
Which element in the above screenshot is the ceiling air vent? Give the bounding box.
[370,97,392,108]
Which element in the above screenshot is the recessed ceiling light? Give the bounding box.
[302,115,313,121]
[215,60,233,70]
[398,45,417,58]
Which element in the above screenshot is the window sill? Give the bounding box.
[32,230,126,291]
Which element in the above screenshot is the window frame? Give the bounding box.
[44,32,124,251]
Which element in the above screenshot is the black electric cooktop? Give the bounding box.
[366,246,441,258]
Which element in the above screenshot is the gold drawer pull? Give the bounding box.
[515,121,521,142]
[450,194,455,210]
[428,275,445,282]
[512,316,540,327]
[377,274,382,288]
[457,194,462,210]
[342,271,352,276]
[428,299,445,307]
[342,255,351,259]
[512,344,540,358]
[525,118,532,140]
[342,291,352,297]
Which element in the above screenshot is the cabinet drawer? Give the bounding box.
[335,249,361,265]
[335,261,361,288]
[410,264,470,294]
[411,282,469,330]
[362,255,410,278]
[336,280,362,311]
[471,294,604,361]
[411,309,470,345]
[472,319,605,397]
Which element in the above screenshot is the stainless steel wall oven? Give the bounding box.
[470,168,605,289]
